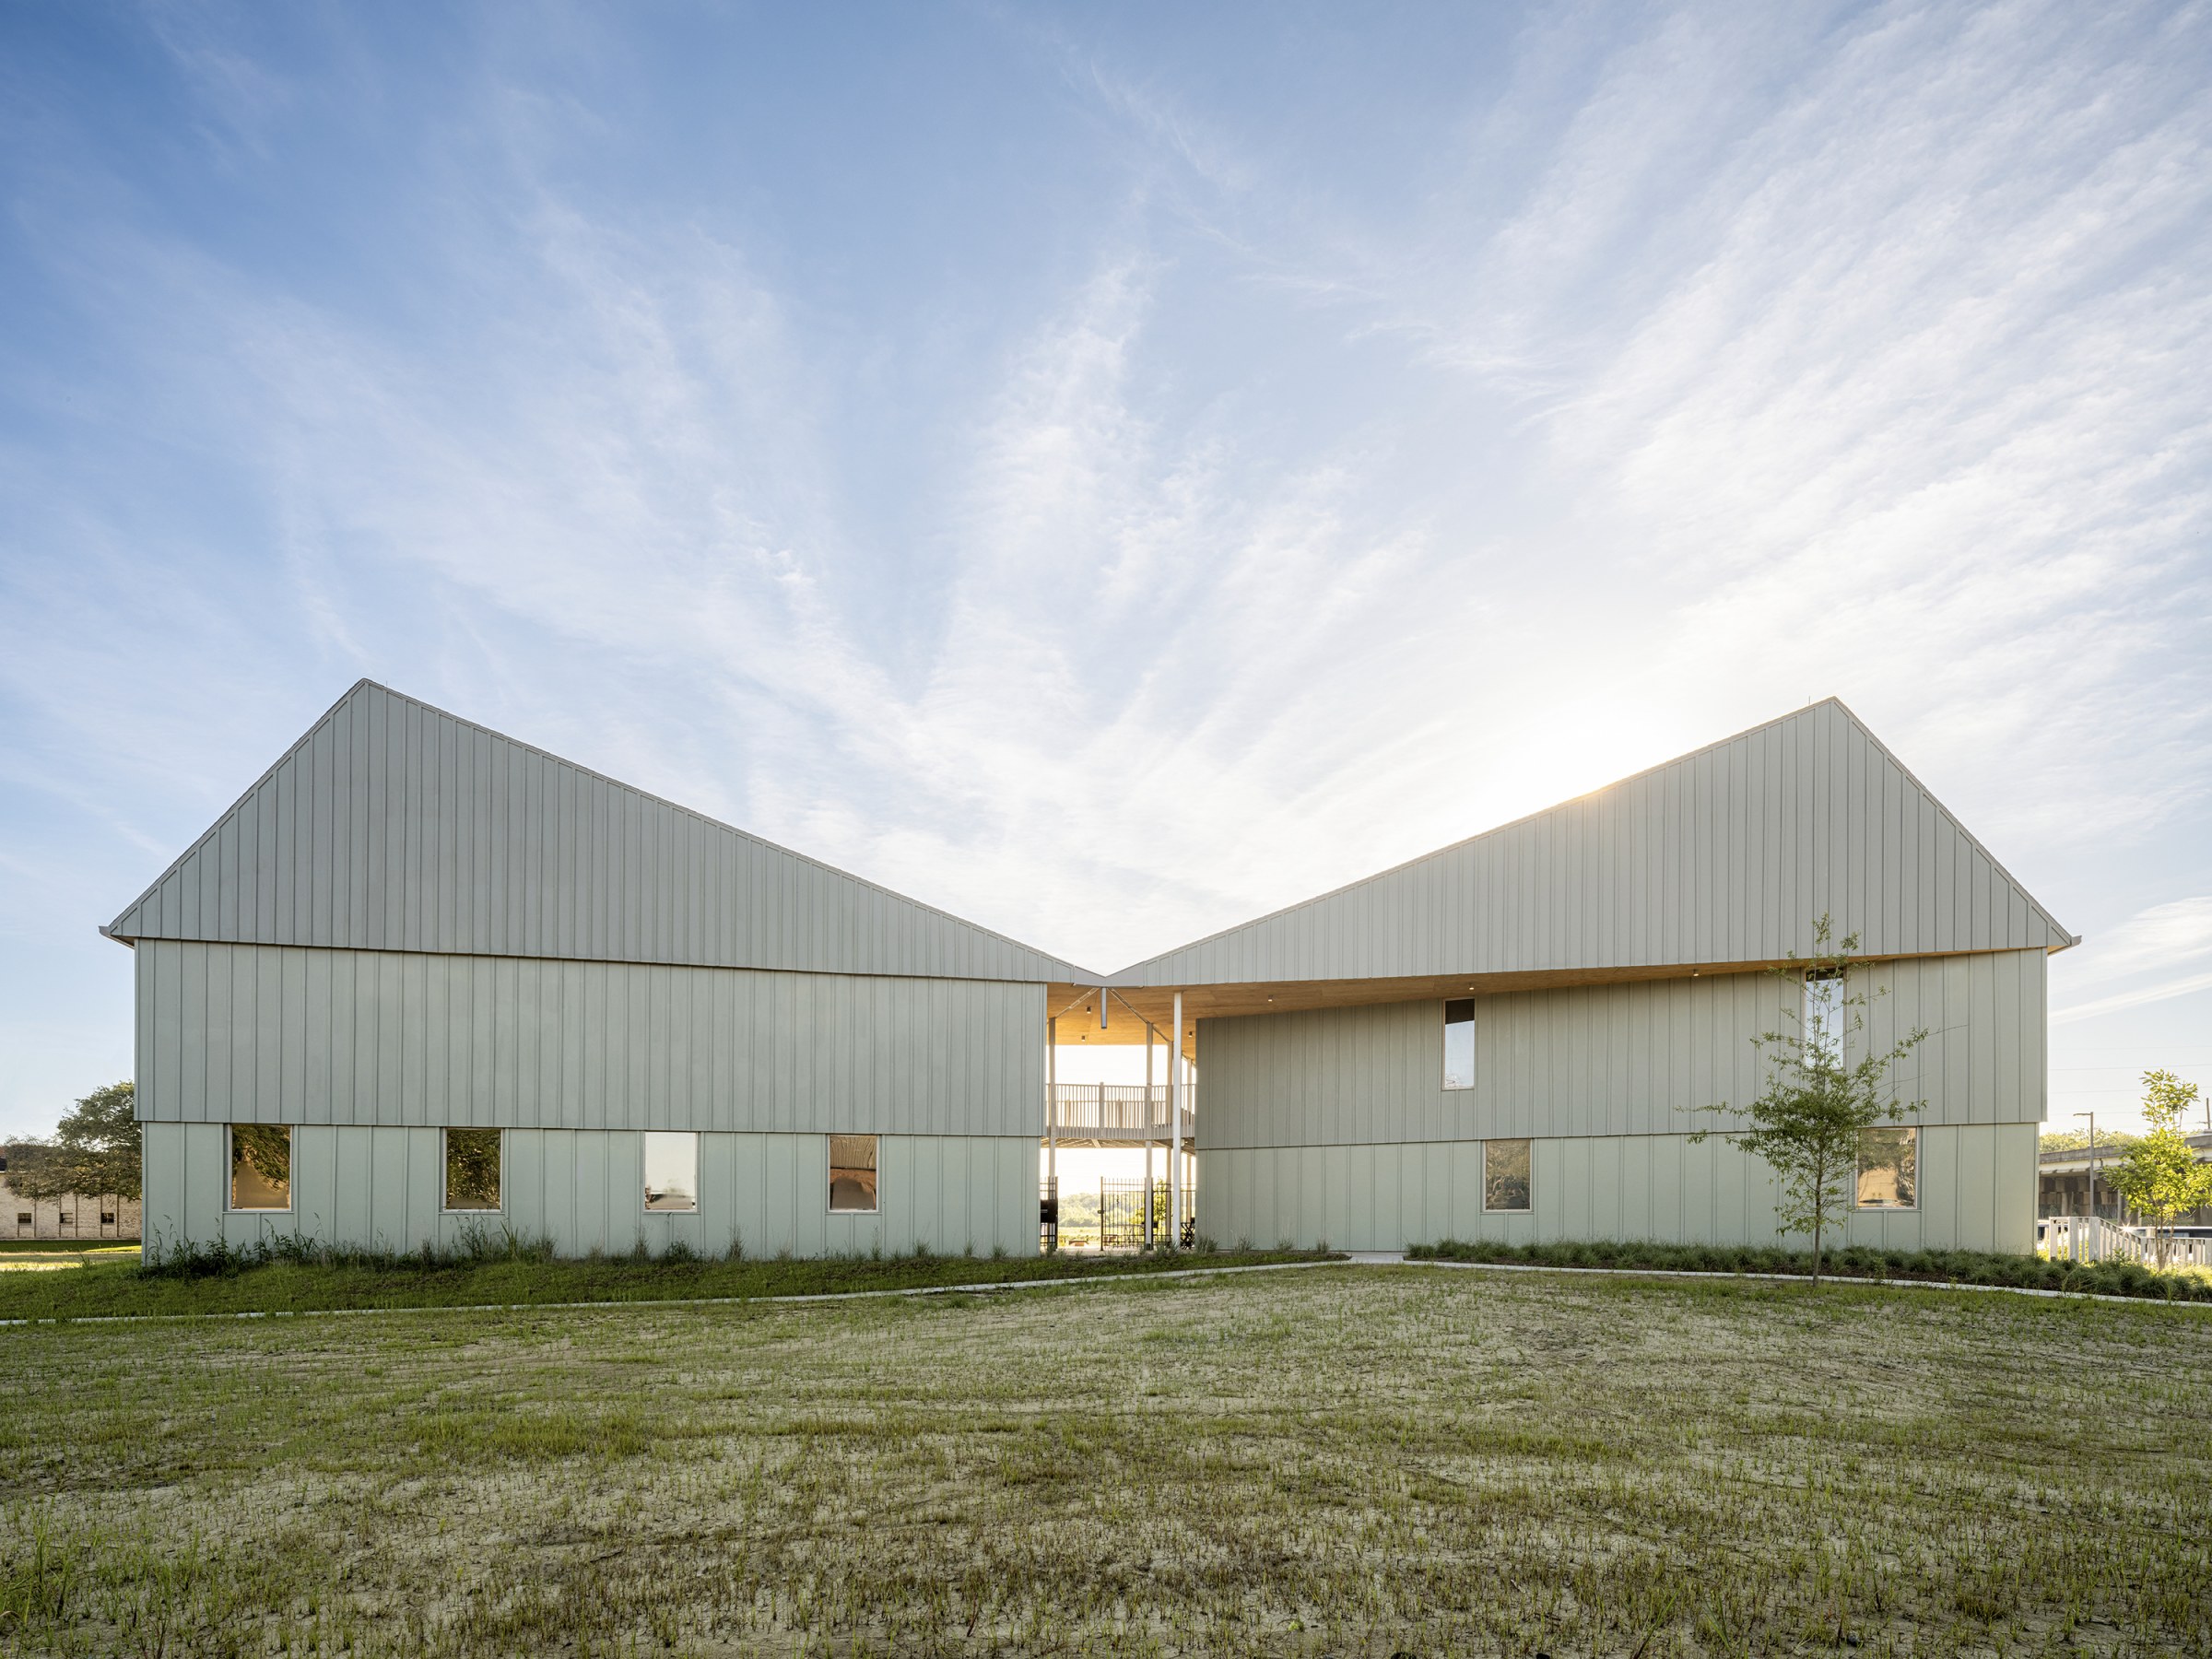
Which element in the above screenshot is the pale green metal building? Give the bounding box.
[109,685,2069,1258]
[1105,698,2070,1253]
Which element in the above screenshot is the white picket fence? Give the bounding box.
[2039,1216,2212,1269]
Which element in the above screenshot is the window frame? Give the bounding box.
[1855,1124,1920,1211]
[1442,997,1476,1092]
[226,1123,295,1213]
[441,1126,506,1214]
[1481,1136,1533,1214]
[828,1134,881,1215]
[641,1132,699,1220]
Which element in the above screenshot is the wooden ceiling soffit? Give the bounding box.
[1047,950,1990,1046]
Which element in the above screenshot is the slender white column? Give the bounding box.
[1169,990,1182,1250]
[1143,1023,1156,1249]
[1046,1017,1057,1243]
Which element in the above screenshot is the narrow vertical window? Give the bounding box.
[1483,1138,1531,1212]
[1856,1127,1918,1209]
[830,1135,879,1213]
[229,1124,293,1211]
[1804,970,1844,1064]
[1442,998,1476,1091]
[642,1132,699,1212]
[443,1128,502,1211]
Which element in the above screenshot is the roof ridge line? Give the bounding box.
[1106,698,2074,980]
[109,679,1103,981]
[102,677,377,942]
[1105,699,1856,980]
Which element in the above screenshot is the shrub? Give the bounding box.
[1402,1238,2212,1304]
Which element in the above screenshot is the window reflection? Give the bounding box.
[1477,1141,1530,1212]
[830,1135,878,1213]
[1443,998,1475,1091]
[643,1132,699,1212]
[229,1124,292,1211]
[1805,971,1844,1063]
[444,1128,501,1211]
[1856,1126,1917,1209]
[1483,1137,1531,1212]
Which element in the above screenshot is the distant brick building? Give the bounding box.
[0,1169,140,1241]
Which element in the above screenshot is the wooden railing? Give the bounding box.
[2039,1216,2212,1269]
[1047,1083,1194,1143]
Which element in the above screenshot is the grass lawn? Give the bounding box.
[4,1267,2208,1658]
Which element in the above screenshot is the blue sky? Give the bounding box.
[3,1,2208,1139]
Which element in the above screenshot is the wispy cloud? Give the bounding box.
[2,1,2209,1125]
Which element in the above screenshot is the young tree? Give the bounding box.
[1690,918,1930,1286]
[2105,1070,2212,1269]
[5,1081,140,1204]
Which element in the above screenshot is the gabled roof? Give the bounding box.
[105,679,1095,984]
[1112,699,2074,988]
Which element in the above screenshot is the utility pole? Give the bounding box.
[2074,1110,2096,1220]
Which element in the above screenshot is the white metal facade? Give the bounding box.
[113,681,1067,1256]
[1150,702,2068,1253]
[109,686,2071,1261]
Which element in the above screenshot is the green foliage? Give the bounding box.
[442,1127,501,1208]
[3,1081,140,1202]
[1406,1236,2212,1301]
[2039,1127,2142,1154]
[2106,1070,2212,1266]
[1688,916,1928,1284]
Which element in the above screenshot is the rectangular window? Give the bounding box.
[1483,1137,1531,1212]
[1442,998,1476,1091]
[1857,1126,1918,1209]
[1804,971,1844,1063]
[15,1213,29,1228]
[443,1128,502,1211]
[829,1135,879,1213]
[229,1124,293,1211]
[642,1132,699,1212]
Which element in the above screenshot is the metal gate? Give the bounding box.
[1099,1181,1195,1251]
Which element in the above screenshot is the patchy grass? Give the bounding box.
[1409,1236,2212,1301]
[0,1243,1326,1322]
[2,1266,2207,1657]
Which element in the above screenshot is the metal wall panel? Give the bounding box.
[1120,700,2069,985]
[1199,1124,2037,1253]
[1198,950,2047,1150]
[109,680,1088,984]
[136,941,1046,1138]
[137,1123,1035,1258]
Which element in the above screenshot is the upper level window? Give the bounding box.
[443,1128,502,1211]
[1804,970,1844,1064]
[1442,998,1476,1091]
[1857,1127,1918,1209]
[643,1132,699,1212]
[830,1135,879,1213]
[229,1124,292,1211]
